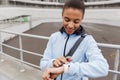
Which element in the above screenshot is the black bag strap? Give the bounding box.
[65,33,86,57]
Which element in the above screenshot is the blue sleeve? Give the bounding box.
[65,35,109,78]
[40,34,55,71]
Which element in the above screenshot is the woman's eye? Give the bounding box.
[65,19,70,22]
[74,21,79,24]
[74,20,80,24]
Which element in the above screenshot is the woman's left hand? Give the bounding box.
[42,66,64,80]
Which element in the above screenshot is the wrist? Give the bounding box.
[58,66,64,73]
[63,64,70,73]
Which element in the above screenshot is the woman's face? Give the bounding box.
[62,8,84,35]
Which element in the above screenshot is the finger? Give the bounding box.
[53,56,69,67]
[50,73,60,79]
[46,77,53,80]
[66,57,72,62]
[58,57,68,64]
[42,68,51,80]
[56,59,62,66]
[53,59,61,67]
[54,58,65,67]
[42,73,49,80]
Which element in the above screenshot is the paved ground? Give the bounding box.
[0,72,12,80]
[0,55,43,80]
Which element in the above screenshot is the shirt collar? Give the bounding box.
[59,25,85,35]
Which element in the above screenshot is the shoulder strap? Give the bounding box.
[65,34,86,57]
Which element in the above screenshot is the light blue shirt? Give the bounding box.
[40,31,109,80]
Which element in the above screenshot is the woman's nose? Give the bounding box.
[68,22,74,28]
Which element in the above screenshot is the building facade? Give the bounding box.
[39,0,109,2]
[0,0,112,5]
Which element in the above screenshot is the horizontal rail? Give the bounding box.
[0,43,120,57]
[0,29,49,40]
[1,30,120,49]
[97,43,120,49]
[109,70,120,74]
[0,43,43,57]
[1,52,40,69]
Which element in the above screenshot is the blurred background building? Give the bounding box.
[33,0,109,2]
[0,0,120,10]
[0,0,116,4]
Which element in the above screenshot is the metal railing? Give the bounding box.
[0,29,120,80]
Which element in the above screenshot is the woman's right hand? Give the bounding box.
[53,56,72,67]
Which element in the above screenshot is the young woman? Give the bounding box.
[40,0,109,80]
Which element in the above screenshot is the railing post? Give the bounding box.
[0,32,4,62]
[113,49,120,80]
[19,35,25,72]
[29,15,32,29]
